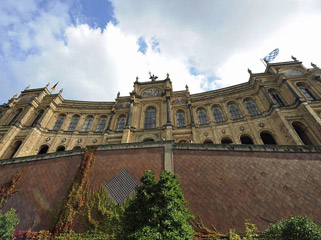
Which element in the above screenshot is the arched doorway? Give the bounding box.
[56,145,66,152]
[38,145,49,154]
[221,137,233,144]
[292,122,313,145]
[240,135,254,144]
[4,140,23,159]
[203,139,213,144]
[260,132,277,145]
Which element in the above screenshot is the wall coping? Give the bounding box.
[1,141,321,166]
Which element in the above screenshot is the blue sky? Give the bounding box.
[1,0,321,104]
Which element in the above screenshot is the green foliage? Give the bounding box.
[54,230,110,240]
[263,216,321,240]
[122,170,195,240]
[0,208,19,240]
[228,220,258,240]
[82,187,129,239]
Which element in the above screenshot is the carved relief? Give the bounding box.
[142,89,162,97]
[172,97,187,104]
[117,102,130,109]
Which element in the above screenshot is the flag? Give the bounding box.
[51,82,59,91]
[263,48,279,62]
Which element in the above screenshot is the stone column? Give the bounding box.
[188,104,195,126]
[126,100,134,128]
[166,96,172,126]
[106,111,115,132]
[260,86,274,107]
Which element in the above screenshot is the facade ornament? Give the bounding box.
[59,88,63,94]
[239,126,245,131]
[204,132,208,136]
[185,84,189,91]
[25,85,30,90]
[259,123,265,128]
[222,129,226,134]
[46,137,51,142]
[311,62,319,69]
[61,138,66,143]
[117,91,120,98]
[166,73,170,79]
[77,139,82,143]
[13,93,18,98]
[149,72,158,81]
[291,56,298,62]
[135,76,139,83]
[93,139,97,143]
[46,83,50,88]
[248,68,252,75]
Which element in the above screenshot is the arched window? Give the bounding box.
[269,90,284,107]
[31,110,44,127]
[244,100,260,117]
[143,138,155,142]
[298,86,315,100]
[73,146,82,150]
[260,132,277,145]
[144,107,157,129]
[221,137,233,144]
[56,145,65,152]
[228,103,242,120]
[53,114,66,131]
[68,115,80,131]
[96,116,107,132]
[82,116,94,132]
[203,139,213,144]
[240,135,254,144]
[178,139,188,143]
[212,107,225,123]
[9,108,23,125]
[292,122,313,145]
[5,140,22,159]
[38,145,49,154]
[197,108,208,125]
[117,115,126,131]
[176,110,186,127]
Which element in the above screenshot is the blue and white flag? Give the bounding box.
[263,48,279,62]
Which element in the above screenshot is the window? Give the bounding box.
[212,107,225,123]
[260,132,277,145]
[53,115,66,131]
[221,137,233,144]
[96,116,107,132]
[244,100,260,117]
[240,135,254,144]
[5,140,22,159]
[82,116,94,132]
[38,145,49,154]
[298,87,314,100]
[56,145,65,152]
[228,103,242,120]
[269,90,284,107]
[144,107,156,129]
[176,110,186,127]
[197,108,208,125]
[117,115,126,131]
[292,122,313,145]
[9,108,23,125]
[31,110,44,127]
[68,115,80,131]
[203,139,213,144]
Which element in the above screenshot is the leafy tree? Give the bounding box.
[264,216,321,240]
[0,208,19,240]
[122,170,195,240]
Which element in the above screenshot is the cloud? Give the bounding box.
[1,0,321,104]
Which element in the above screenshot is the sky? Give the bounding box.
[1,0,321,104]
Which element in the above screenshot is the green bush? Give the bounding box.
[54,231,110,240]
[264,216,321,240]
[229,220,258,240]
[0,208,19,240]
[122,170,195,240]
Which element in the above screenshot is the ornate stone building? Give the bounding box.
[1,59,321,159]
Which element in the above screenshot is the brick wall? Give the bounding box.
[173,149,321,233]
[0,155,82,231]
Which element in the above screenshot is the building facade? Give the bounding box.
[1,60,321,159]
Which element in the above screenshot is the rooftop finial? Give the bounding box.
[13,93,17,98]
[291,56,298,62]
[25,85,30,90]
[149,72,158,81]
[185,84,189,91]
[166,73,170,79]
[46,82,50,88]
[59,88,63,94]
[117,91,120,98]
[311,62,319,69]
[248,68,252,75]
[135,76,139,82]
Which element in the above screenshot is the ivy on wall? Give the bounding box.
[0,170,23,208]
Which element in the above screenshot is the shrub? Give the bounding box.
[229,220,258,240]
[0,208,19,240]
[264,216,321,240]
[122,170,195,240]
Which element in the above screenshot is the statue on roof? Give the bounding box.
[25,85,30,90]
[311,62,319,69]
[185,84,189,91]
[291,56,299,62]
[149,72,158,81]
[248,68,252,75]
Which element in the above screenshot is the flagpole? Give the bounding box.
[260,58,267,67]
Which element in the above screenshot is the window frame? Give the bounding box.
[176,110,186,127]
[144,107,157,129]
[53,114,66,131]
[197,108,208,125]
[228,103,243,120]
[212,107,226,123]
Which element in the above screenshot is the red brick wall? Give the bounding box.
[0,155,82,231]
[87,147,164,188]
[173,149,321,233]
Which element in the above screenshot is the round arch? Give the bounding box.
[240,134,254,145]
[221,137,233,144]
[72,146,82,150]
[56,145,66,152]
[203,139,214,144]
[38,144,49,155]
[260,131,277,145]
[291,121,315,145]
[138,134,158,142]
[177,139,189,143]
[4,140,23,159]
